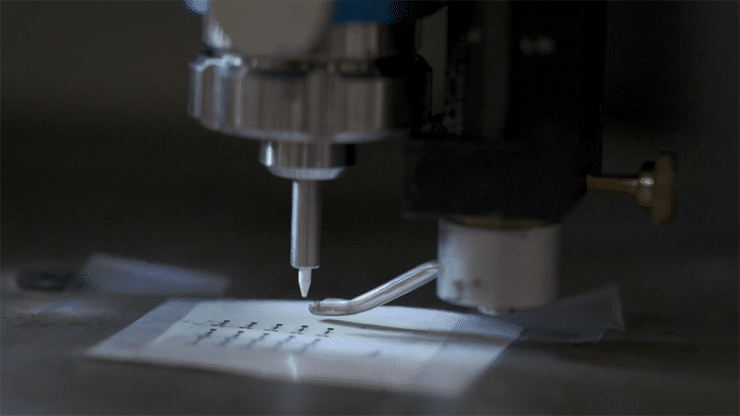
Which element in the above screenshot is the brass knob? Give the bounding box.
[586,152,679,225]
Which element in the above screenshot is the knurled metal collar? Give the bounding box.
[188,52,427,144]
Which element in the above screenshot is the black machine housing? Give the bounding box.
[403,1,608,223]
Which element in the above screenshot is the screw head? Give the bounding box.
[651,152,679,225]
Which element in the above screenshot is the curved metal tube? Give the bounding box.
[308,260,439,316]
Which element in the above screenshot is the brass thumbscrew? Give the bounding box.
[586,152,679,225]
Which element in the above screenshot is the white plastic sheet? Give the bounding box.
[76,253,229,296]
[86,284,624,397]
[87,300,521,397]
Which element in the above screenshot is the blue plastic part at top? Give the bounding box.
[184,0,210,16]
[183,0,419,25]
[331,0,417,25]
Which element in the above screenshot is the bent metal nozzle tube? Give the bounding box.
[308,260,439,316]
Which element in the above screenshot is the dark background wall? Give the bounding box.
[1,1,738,284]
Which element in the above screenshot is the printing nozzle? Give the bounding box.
[291,180,321,298]
[298,267,312,298]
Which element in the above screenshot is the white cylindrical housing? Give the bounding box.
[437,218,560,315]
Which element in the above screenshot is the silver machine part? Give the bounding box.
[437,218,561,315]
[258,141,352,181]
[309,260,439,316]
[188,1,564,312]
[291,180,321,269]
[188,1,427,296]
[188,55,415,144]
[189,5,420,144]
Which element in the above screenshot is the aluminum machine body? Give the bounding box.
[187,0,677,315]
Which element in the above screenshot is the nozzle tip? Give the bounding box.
[298,268,312,298]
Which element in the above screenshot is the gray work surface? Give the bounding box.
[2,2,738,414]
